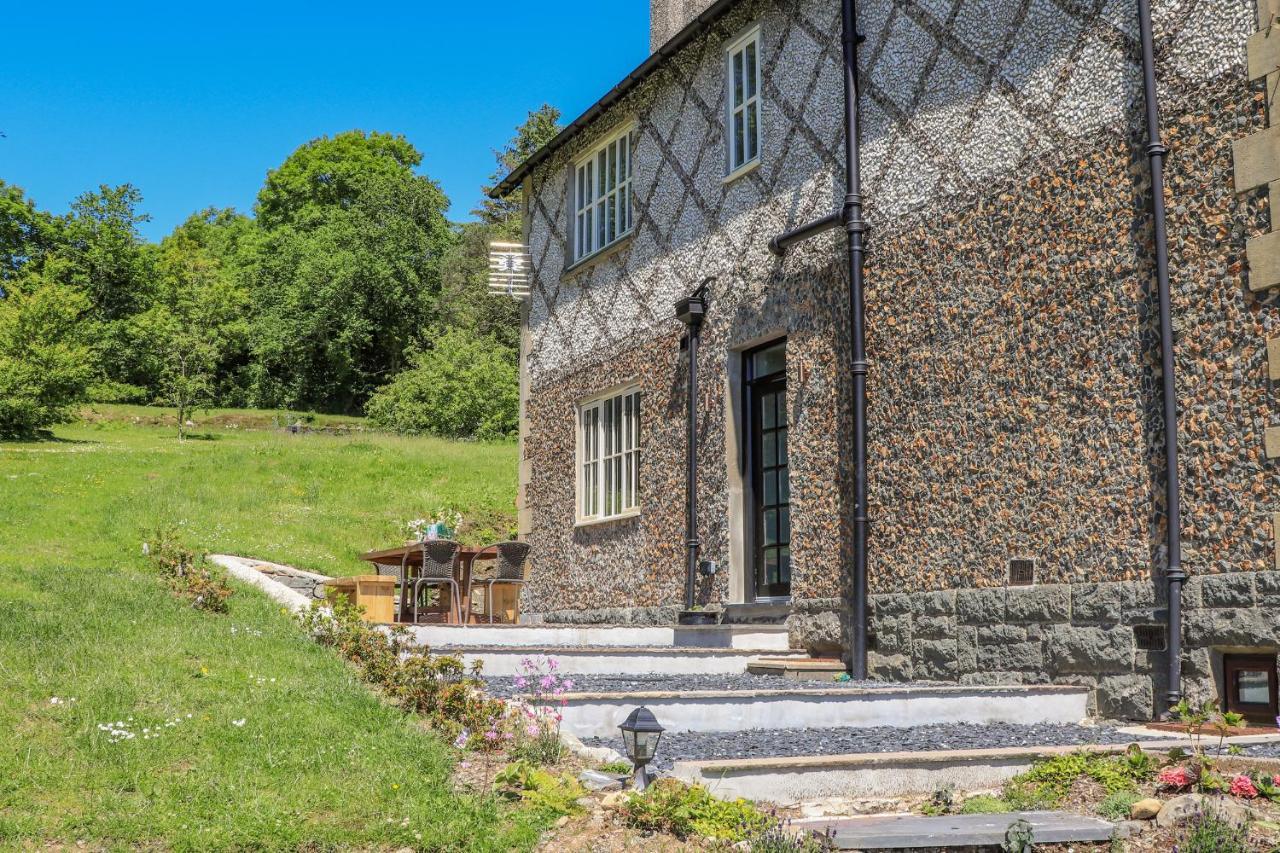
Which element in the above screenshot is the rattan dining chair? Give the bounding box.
[465,541,530,624]
[408,540,462,624]
[373,559,414,623]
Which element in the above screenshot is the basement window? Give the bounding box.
[577,387,641,523]
[1223,653,1279,724]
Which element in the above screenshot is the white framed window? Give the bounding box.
[726,27,762,174]
[577,388,641,522]
[572,126,634,264]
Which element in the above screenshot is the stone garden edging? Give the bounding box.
[208,554,317,613]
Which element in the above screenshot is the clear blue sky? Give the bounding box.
[0,1,649,242]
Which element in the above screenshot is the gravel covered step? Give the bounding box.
[807,811,1116,849]
[448,647,806,677]
[746,657,846,680]
[583,722,1173,774]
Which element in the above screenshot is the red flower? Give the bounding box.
[1157,766,1193,791]
[1229,774,1259,799]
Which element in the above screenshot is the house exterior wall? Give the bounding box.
[516,0,1278,717]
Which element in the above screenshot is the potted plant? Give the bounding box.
[408,508,463,542]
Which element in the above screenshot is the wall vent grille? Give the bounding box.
[1134,625,1167,651]
[1008,558,1036,586]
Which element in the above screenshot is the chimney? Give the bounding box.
[650,0,717,52]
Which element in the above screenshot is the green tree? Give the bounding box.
[476,104,562,233]
[131,230,250,437]
[62,184,153,320]
[365,329,518,440]
[247,133,454,412]
[256,130,424,231]
[0,180,62,282]
[0,273,95,438]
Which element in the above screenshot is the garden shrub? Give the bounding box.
[365,329,517,440]
[1003,749,1153,809]
[620,778,773,841]
[299,600,507,748]
[392,652,506,749]
[1096,790,1142,821]
[741,820,828,852]
[493,760,585,816]
[146,529,232,613]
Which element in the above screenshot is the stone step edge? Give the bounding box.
[797,810,1117,848]
[435,645,809,655]
[551,684,1091,702]
[672,736,1280,776]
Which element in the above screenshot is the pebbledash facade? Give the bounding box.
[493,0,1280,720]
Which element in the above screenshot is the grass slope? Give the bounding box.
[0,407,531,850]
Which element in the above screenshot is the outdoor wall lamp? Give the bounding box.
[618,706,665,791]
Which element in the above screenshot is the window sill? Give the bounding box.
[562,232,635,280]
[574,509,641,529]
[723,158,761,185]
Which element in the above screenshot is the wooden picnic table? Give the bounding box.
[358,543,515,624]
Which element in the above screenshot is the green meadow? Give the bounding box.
[0,406,532,850]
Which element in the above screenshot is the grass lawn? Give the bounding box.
[0,406,536,850]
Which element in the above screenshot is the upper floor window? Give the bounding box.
[726,27,762,175]
[573,127,634,264]
[578,387,641,522]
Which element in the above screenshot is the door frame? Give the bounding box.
[743,338,790,603]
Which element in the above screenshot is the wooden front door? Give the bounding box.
[747,340,790,601]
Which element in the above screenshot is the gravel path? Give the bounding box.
[1243,743,1280,758]
[482,673,930,698]
[582,723,1177,774]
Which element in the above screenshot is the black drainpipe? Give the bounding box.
[1135,0,1184,710]
[676,279,712,610]
[769,0,869,679]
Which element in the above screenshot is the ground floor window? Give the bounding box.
[1223,653,1278,724]
[577,388,640,522]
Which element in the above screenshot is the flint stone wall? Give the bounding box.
[789,571,1280,720]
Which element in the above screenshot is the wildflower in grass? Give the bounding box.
[1230,774,1259,799]
[453,729,470,749]
[391,783,400,790]
[231,718,246,727]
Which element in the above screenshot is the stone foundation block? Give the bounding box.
[1007,586,1070,624]
[910,590,956,618]
[957,626,978,671]
[1072,583,1123,624]
[1195,573,1257,608]
[1254,571,1280,605]
[913,614,954,640]
[956,588,1007,624]
[1046,626,1134,673]
[978,624,1026,644]
[1097,674,1155,721]
[871,615,912,655]
[1185,607,1280,647]
[868,651,912,681]
[789,610,842,656]
[977,641,1044,671]
[959,671,1049,686]
[872,593,912,617]
[913,639,958,681]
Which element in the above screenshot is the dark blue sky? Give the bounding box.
[1,1,649,241]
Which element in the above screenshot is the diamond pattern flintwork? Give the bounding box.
[522,0,1249,383]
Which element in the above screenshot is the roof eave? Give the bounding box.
[489,0,747,199]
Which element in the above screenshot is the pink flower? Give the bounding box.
[1273,774,1280,787]
[1230,775,1259,799]
[484,729,499,741]
[563,679,574,691]
[1157,766,1193,791]
[548,658,558,671]
[540,675,554,689]
[514,676,527,689]
[526,723,541,737]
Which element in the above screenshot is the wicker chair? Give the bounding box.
[466,541,530,624]
[373,559,414,623]
[405,540,462,624]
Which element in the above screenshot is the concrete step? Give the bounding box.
[804,811,1116,849]
[441,646,807,677]
[746,656,846,680]
[553,684,1090,738]
[404,622,791,651]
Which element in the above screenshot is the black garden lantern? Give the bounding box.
[618,706,665,790]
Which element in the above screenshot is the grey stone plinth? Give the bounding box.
[1046,626,1133,674]
[957,588,1007,624]
[1072,583,1123,624]
[1007,586,1071,624]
